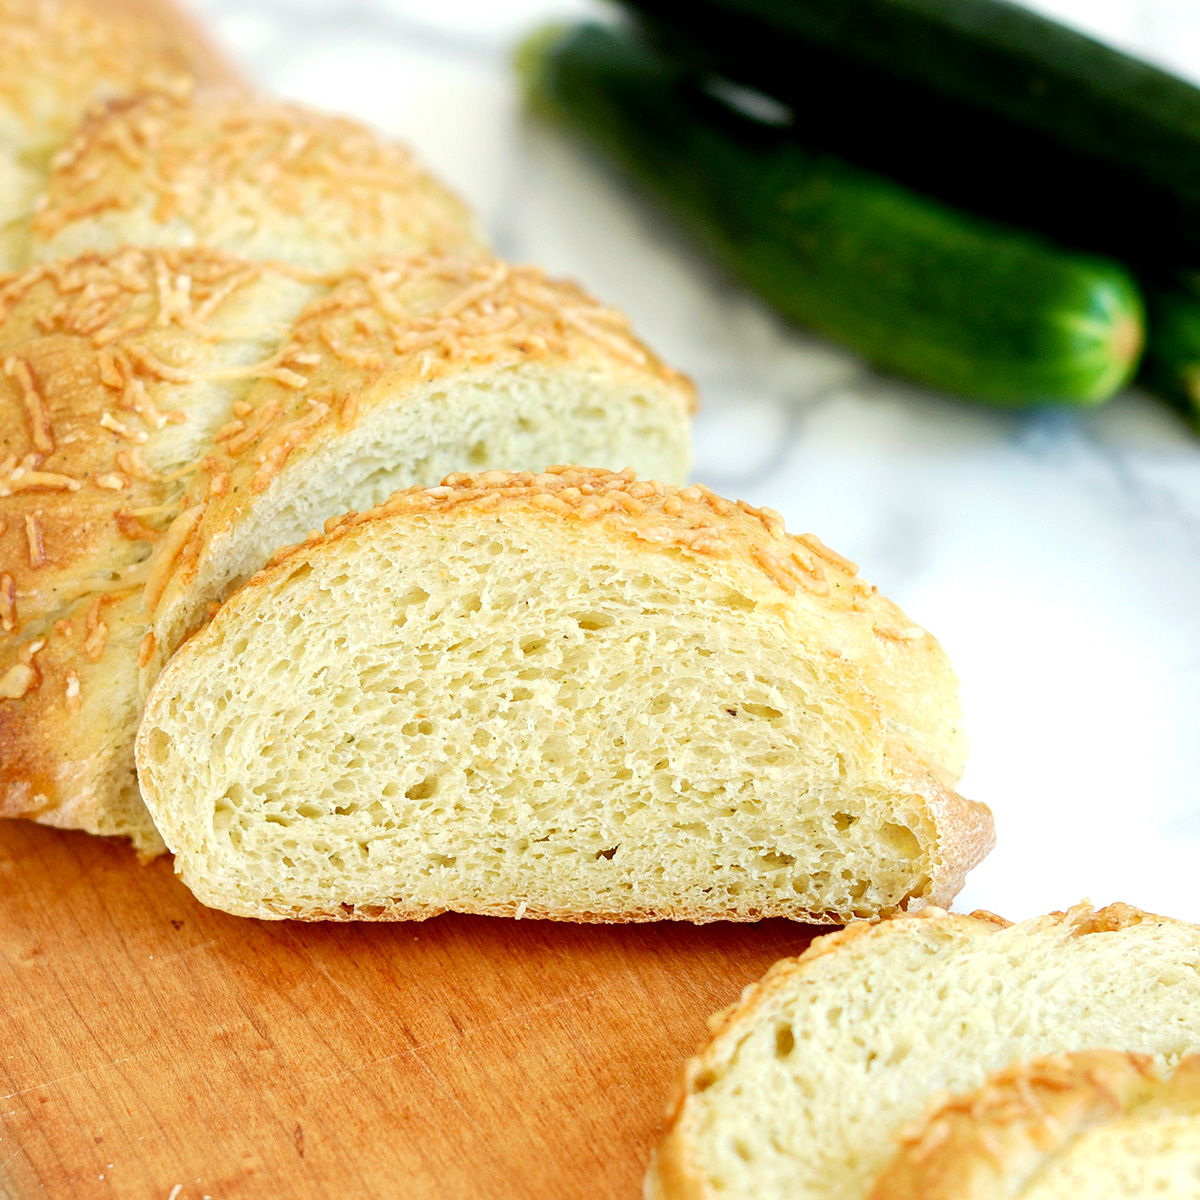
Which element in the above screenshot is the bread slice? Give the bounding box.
[135,466,989,922]
[646,902,1200,1200]
[27,91,483,272]
[867,1049,1200,1200]
[1,252,693,851]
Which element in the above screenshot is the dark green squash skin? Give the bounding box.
[1142,277,1200,428]
[621,0,1200,267]
[521,23,1143,407]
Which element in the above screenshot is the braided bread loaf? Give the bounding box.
[0,1,694,851]
[0,251,693,849]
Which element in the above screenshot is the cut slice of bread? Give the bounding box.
[27,91,484,272]
[646,902,1200,1200]
[1,252,693,852]
[135,466,989,922]
[867,1049,1200,1200]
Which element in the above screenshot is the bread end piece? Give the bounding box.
[31,93,483,273]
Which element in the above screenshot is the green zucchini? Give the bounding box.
[518,22,1144,407]
[619,0,1200,268]
[1142,277,1200,428]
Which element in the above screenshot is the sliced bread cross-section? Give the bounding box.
[136,466,990,922]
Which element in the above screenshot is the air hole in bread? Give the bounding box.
[573,612,614,631]
[774,1023,795,1060]
[759,852,795,870]
[880,822,921,860]
[404,776,439,802]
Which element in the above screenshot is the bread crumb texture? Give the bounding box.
[646,901,1200,1200]
[31,91,485,272]
[1,250,693,850]
[136,466,989,922]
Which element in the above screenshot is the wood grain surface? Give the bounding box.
[0,820,820,1199]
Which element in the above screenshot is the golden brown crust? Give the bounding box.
[0,0,195,155]
[0,248,315,846]
[0,248,296,623]
[33,92,482,268]
[882,742,994,907]
[966,908,1014,928]
[272,467,853,592]
[74,0,244,89]
[1154,1052,1200,1114]
[0,586,163,849]
[248,898,820,924]
[865,1049,1200,1200]
[1064,900,1160,937]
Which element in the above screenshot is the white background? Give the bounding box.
[182,0,1200,922]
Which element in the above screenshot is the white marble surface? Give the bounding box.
[186,0,1200,923]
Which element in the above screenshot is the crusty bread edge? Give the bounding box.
[863,1048,1165,1200]
[199,896,852,925]
[884,743,994,912]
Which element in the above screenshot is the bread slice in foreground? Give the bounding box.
[646,902,1200,1200]
[867,1049,1200,1200]
[136,466,990,922]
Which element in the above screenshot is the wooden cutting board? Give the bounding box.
[0,820,820,1199]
